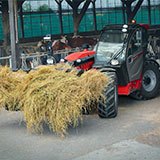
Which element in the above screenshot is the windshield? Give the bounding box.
[96,29,127,62]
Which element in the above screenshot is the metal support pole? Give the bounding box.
[20,4,25,38]
[8,0,18,70]
[14,1,18,43]
[147,0,151,25]
[58,1,63,35]
[122,2,126,24]
[55,0,63,35]
[92,0,97,32]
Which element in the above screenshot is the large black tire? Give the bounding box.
[98,72,118,118]
[130,61,160,100]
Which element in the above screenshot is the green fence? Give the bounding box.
[135,6,160,24]
[0,16,3,40]
[0,8,124,40]
[0,6,160,40]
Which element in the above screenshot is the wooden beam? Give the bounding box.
[131,0,144,21]
[121,0,144,23]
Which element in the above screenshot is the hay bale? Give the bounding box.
[0,65,109,136]
[18,66,82,134]
[0,66,26,111]
[17,65,109,136]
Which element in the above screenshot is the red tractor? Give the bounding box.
[65,24,160,118]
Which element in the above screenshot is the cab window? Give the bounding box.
[129,28,143,55]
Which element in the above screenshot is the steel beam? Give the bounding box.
[147,0,151,24]
[92,0,97,31]
[8,0,18,70]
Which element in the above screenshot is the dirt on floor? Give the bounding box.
[135,103,160,147]
[136,128,160,147]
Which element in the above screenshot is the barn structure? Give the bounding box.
[0,0,160,69]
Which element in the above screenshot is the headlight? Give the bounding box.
[122,24,128,33]
[76,59,81,63]
[123,24,128,29]
[122,28,127,33]
[111,59,119,66]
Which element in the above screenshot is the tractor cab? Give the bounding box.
[94,24,148,88]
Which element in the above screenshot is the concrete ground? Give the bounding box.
[0,95,160,160]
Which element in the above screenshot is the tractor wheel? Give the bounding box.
[98,72,118,118]
[130,61,160,100]
[46,56,57,65]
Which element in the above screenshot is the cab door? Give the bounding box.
[126,27,147,82]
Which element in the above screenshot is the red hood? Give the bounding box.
[65,49,95,62]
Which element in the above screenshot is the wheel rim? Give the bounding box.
[142,70,157,92]
[47,56,57,65]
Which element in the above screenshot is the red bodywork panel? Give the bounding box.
[118,78,142,95]
[139,24,150,30]
[65,49,95,62]
[76,61,94,71]
[65,49,95,70]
